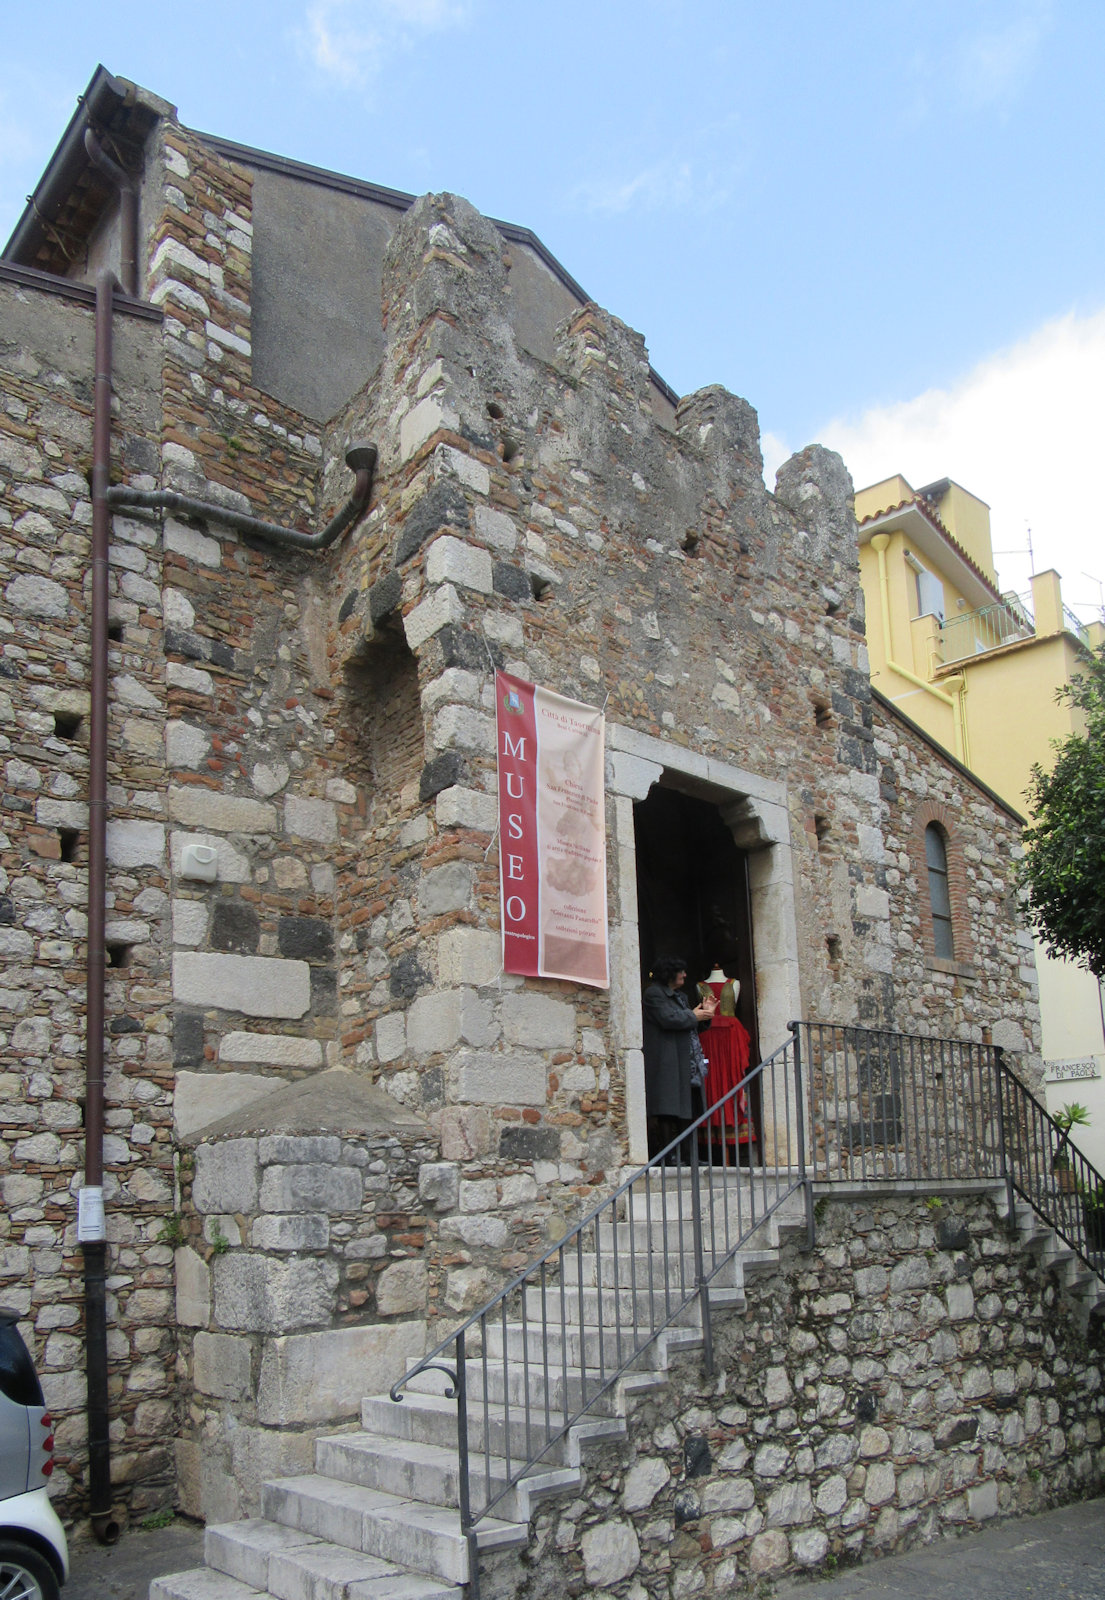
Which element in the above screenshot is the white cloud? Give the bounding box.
[802,307,1105,623]
[298,0,469,87]
[566,114,740,218]
[952,1,1053,111]
[569,158,700,216]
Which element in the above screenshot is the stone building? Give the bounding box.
[0,65,1064,1570]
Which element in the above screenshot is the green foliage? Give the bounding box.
[157,1212,187,1248]
[209,1223,230,1256]
[1020,645,1105,979]
[140,1507,176,1531]
[1053,1101,1092,1133]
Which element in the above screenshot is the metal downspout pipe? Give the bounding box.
[79,126,374,1540]
[105,447,377,550]
[77,113,136,1547]
[81,267,120,1545]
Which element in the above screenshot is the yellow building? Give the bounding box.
[855,474,1105,1167]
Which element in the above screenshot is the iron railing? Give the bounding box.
[997,1064,1105,1268]
[1063,604,1091,646]
[390,1031,808,1591]
[939,599,1034,662]
[389,1020,1104,1594]
[798,1021,1006,1183]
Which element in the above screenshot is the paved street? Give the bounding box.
[773,1497,1104,1600]
[62,1497,1104,1599]
[65,1521,205,1599]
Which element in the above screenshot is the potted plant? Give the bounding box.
[1052,1102,1091,1193]
[1081,1180,1105,1252]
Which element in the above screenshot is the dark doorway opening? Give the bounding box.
[634,784,761,1145]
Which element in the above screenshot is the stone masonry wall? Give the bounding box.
[0,278,176,1519]
[315,188,1042,1266]
[876,702,1042,1080]
[174,1117,436,1518]
[484,1188,1104,1600]
[1,88,1047,1537]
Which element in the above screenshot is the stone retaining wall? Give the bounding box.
[485,1188,1104,1599]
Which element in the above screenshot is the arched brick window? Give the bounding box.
[912,802,971,972]
[925,823,954,959]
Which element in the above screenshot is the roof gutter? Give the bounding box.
[3,67,133,265]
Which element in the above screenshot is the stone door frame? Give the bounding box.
[605,723,802,1164]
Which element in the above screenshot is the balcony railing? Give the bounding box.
[940,598,1034,663]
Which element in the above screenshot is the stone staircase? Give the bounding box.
[151,1175,1105,1600]
[1004,1192,1105,1328]
[152,1173,804,1600]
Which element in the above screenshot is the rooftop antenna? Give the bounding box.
[1082,572,1104,625]
[993,524,1035,603]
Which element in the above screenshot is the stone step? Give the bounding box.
[622,1172,801,1219]
[151,1572,262,1600]
[484,1313,706,1369]
[204,1518,463,1600]
[261,1474,527,1584]
[596,1212,791,1255]
[560,1248,741,1289]
[403,1353,668,1414]
[521,1278,746,1326]
[361,1390,625,1464]
[316,1431,580,1522]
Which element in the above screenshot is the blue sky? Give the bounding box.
[3,1,1103,616]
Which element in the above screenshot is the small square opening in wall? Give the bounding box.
[813,700,833,729]
[54,710,83,740]
[105,942,131,969]
[826,934,842,965]
[59,829,81,863]
[814,814,831,853]
[107,622,124,643]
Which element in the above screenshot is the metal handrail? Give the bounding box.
[996,1060,1105,1269]
[797,1020,1007,1183]
[390,1030,807,1589]
[387,1019,1104,1596]
[939,599,1034,662]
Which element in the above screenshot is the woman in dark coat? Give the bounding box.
[643,955,716,1159]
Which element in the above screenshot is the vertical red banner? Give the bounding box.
[496,671,541,977]
[496,670,609,989]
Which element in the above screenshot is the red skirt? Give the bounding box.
[701,1015,751,1142]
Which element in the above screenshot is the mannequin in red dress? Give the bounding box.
[697,964,751,1153]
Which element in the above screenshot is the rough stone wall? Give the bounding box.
[317,188,1041,1235]
[174,1121,434,1517]
[875,701,1042,1082]
[0,279,177,1517]
[484,1189,1104,1599]
[1,110,1047,1535]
